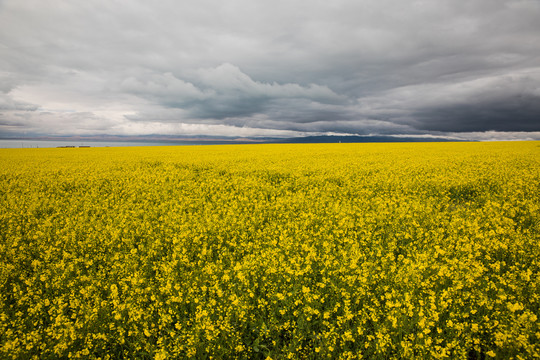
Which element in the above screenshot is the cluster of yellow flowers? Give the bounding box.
[0,142,539,359]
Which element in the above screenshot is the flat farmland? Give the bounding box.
[1,142,539,359]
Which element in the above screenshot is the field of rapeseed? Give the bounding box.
[0,142,539,359]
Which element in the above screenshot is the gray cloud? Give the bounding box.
[0,94,39,111]
[120,64,346,121]
[1,0,539,139]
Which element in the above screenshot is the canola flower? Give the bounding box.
[0,142,539,359]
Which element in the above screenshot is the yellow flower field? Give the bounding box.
[0,142,539,359]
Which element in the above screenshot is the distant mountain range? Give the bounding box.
[270,135,460,143]
[1,134,463,145]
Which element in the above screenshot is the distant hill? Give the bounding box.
[1,134,464,147]
[271,135,461,143]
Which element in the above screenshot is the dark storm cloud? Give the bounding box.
[413,94,540,132]
[1,0,539,139]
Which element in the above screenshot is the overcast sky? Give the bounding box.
[1,0,539,140]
